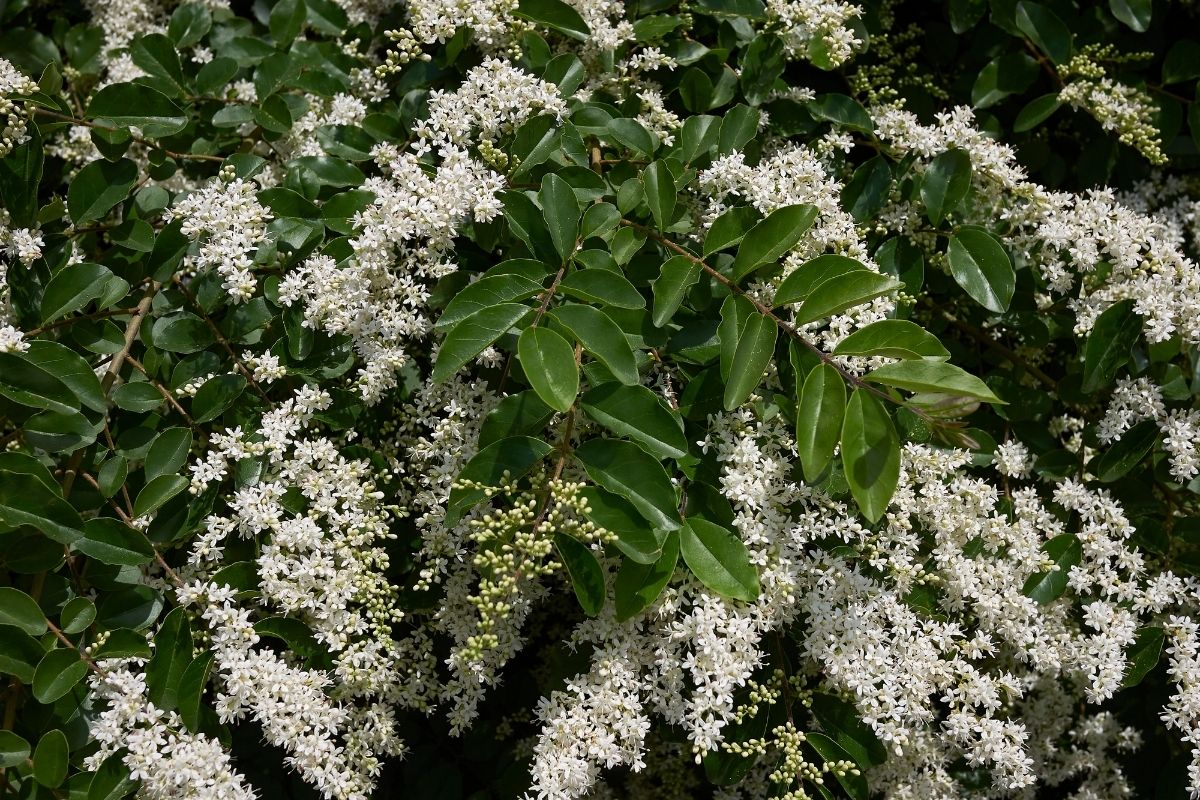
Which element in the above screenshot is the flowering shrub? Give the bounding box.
[1,0,1200,797]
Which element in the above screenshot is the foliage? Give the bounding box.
[0,0,1198,798]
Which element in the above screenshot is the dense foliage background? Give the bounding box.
[1,0,1200,797]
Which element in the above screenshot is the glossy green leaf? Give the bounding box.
[433,303,532,383]
[560,269,645,308]
[33,647,88,703]
[581,382,688,459]
[32,729,68,788]
[946,227,1015,313]
[642,161,676,230]
[554,534,605,616]
[731,204,819,280]
[0,586,48,636]
[87,83,187,138]
[515,0,591,39]
[841,389,900,523]
[579,486,665,564]
[518,326,579,412]
[614,530,679,620]
[540,173,580,262]
[67,158,138,224]
[793,271,901,325]
[133,474,189,519]
[809,692,888,768]
[270,0,307,44]
[60,597,96,635]
[607,117,657,155]
[703,206,760,256]
[0,731,30,769]
[1093,420,1158,482]
[866,360,1001,402]
[843,156,892,222]
[0,351,81,416]
[679,518,759,601]
[0,470,84,544]
[808,93,873,132]
[1110,0,1150,31]
[192,373,247,423]
[774,254,868,306]
[76,517,156,566]
[435,274,544,332]
[805,733,869,800]
[131,33,186,92]
[147,607,193,710]
[550,304,639,385]
[168,4,213,47]
[1081,299,1141,393]
[796,363,846,482]
[920,148,972,225]
[723,312,777,410]
[88,753,139,800]
[971,53,1038,108]
[651,255,702,327]
[1022,533,1082,603]
[1014,93,1063,132]
[833,320,950,360]
[178,650,216,732]
[1123,626,1165,687]
[446,437,554,524]
[1015,2,1071,64]
[146,427,193,483]
[575,438,681,531]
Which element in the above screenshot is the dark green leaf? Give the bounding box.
[0,587,48,636]
[433,303,531,383]
[808,94,873,132]
[88,753,139,800]
[841,389,900,523]
[642,161,676,230]
[581,382,688,459]
[146,427,193,483]
[805,733,869,800]
[270,0,307,45]
[0,731,30,769]
[1110,0,1150,31]
[1081,299,1141,393]
[1015,2,1071,63]
[560,269,645,308]
[168,4,213,47]
[540,173,580,262]
[843,156,891,222]
[518,326,579,412]
[971,53,1038,108]
[703,206,760,256]
[147,607,193,710]
[833,320,950,360]
[866,360,1001,402]
[446,437,554,525]
[614,530,679,620]
[651,255,702,326]
[0,471,84,544]
[33,647,88,703]
[1014,93,1063,132]
[723,312,777,410]
[515,0,591,39]
[550,304,640,385]
[32,730,68,788]
[920,149,972,226]
[67,158,138,224]
[131,33,186,92]
[607,118,657,155]
[946,227,1015,313]
[1092,420,1158,482]
[717,104,760,154]
[177,650,216,731]
[775,254,868,306]
[192,373,247,423]
[554,533,605,615]
[796,363,846,482]
[680,518,759,601]
[60,597,96,635]
[87,83,187,138]
[1123,626,1165,687]
[579,487,664,564]
[793,271,901,325]
[731,204,819,280]
[1022,533,1082,603]
[809,692,888,768]
[133,474,189,519]
[76,518,155,566]
[575,438,681,531]
[435,274,544,332]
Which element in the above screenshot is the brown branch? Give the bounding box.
[935,309,1058,390]
[125,355,196,426]
[33,108,224,162]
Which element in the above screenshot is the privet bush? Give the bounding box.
[1,0,1200,796]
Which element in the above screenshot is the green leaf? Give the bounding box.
[87,83,187,138]
[579,487,664,564]
[0,471,84,544]
[796,363,846,482]
[1081,299,1141,393]
[843,156,892,222]
[191,373,247,423]
[841,389,900,523]
[168,4,213,48]
[1163,40,1200,84]
[88,753,139,800]
[0,731,30,769]
[153,313,215,353]
[270,0,307,45]
[1015,2,1071,63]
[717,104,760,154]
[515,0,591,39]
[0,350,80,415]
[518,326,579,412]
[805,733,869,800]
[946,227,1015,313]
[809,692,888,768]
[479,391,555,448]
[32,730,68,788]
[1122,626,1165,688]
[253,93,293,133]
[166,650,212,736]
[433,303,532,383]
[575,439,681,531]
[540,173,580,262]
[550,304,640,385]
[0,123,43,228]
[0,587,48,636]
[775,254,868,306]
[607,117,657,156]
[731,204,819,280]
[1022,533,1082,603]
[972,53,1039,108]
[614,530,679,620]
[23,341,106,414]
[651,255,702,327]
[920,149,972,226]
[446,437,554,525]
[580,202,620,240]
[133,474,189,519]
[793,272,901,325]
[1092,420,1158,482]
[131,33,186,92]
[113,381,165,413]
[290,156,364,187]
[581,382,688,459]
[1109,0,1150,31]
[680,518,759,601]
[147,607,193,710]
[865,360,1001,403]
[554,534,605,615]
[92,629,152,660]
[435,274,544,332]
[67,158,138,224]
[76,518,155,566]
[807,94,873,132]
[60,597,96,635]
[723,312,777,410]
[833,320,950,360]
[560,269,645,308]
[642,161,677,230]
[1014,93,1063,132]
[97,457,129,499]
[33,647,88,703]
[703,206,760,256]
[146,427,193,483]
[0,626,44,682]
[718,295,755,381]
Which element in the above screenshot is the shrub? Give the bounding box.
[0,0,1199,797]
